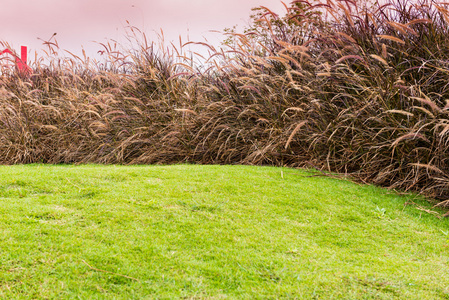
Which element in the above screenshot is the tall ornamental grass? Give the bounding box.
[0,0,448,206]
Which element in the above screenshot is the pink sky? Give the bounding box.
[0,0,287,60]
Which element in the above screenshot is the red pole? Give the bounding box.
[21,46,27,65]
[16,46,28,72]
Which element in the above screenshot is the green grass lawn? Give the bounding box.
[0,164,448,299]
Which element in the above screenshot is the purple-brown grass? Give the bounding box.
[0,0,448,207]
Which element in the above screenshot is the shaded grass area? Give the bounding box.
[0,164,448,299]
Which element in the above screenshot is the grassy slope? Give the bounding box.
[0,164,448,299]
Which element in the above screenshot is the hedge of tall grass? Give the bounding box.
[0,0,448,206]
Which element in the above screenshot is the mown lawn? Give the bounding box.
[0,164,448,299]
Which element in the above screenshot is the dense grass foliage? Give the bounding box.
[0,0,448,205]
[0,164,448,298]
